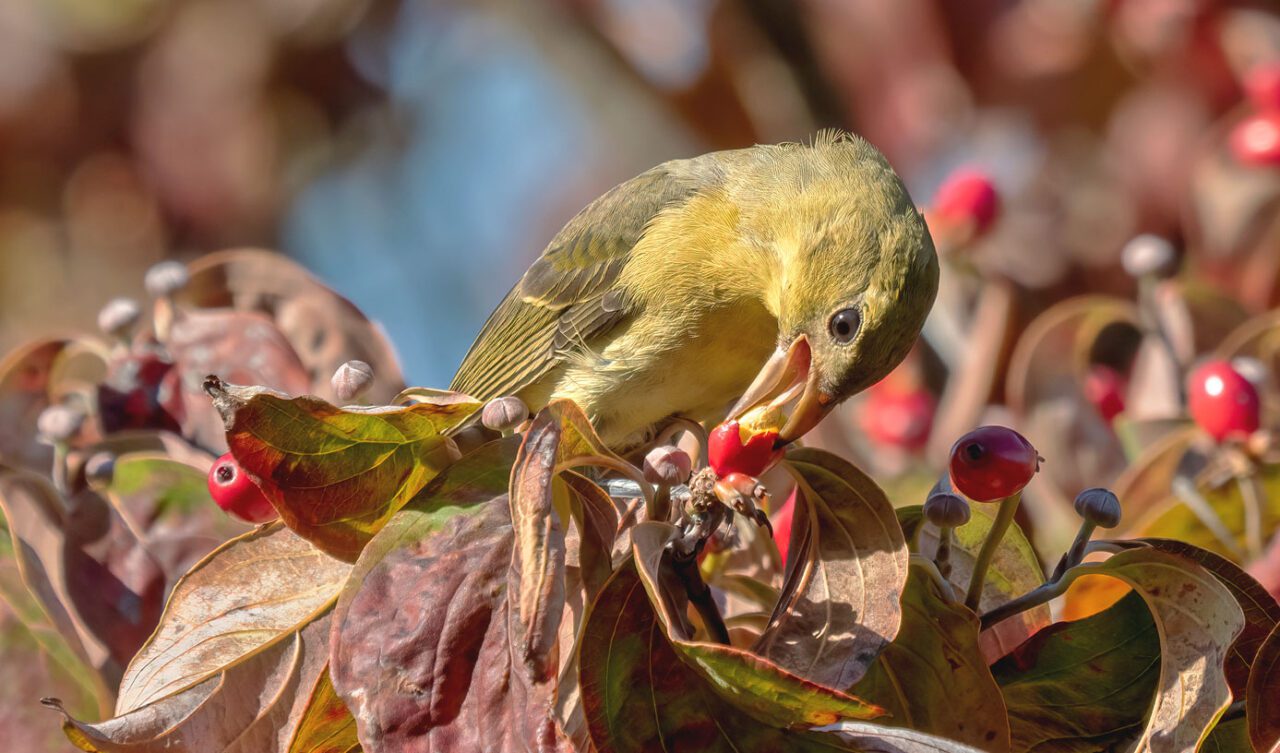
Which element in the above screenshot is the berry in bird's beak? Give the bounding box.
[727,335,834,447]
[208,453,277,524]
[1187,360,1261,442]
[708,411,782,478]
[948,425,1041,502]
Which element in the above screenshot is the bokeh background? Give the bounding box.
[5,0,1278,388]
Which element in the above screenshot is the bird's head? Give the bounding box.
[727,132,939,446]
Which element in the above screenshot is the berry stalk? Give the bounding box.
[963,492,1021,611]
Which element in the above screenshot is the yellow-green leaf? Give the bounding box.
[287,667,361,753]
[206,378,480,561]
[853,559,1011,750]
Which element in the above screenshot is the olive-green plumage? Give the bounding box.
[451,131,939,449]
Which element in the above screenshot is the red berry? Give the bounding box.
[1187,361,1261,442]
[1229,113,1280,167]
[771,489,797,568]
[948,426,1040,502]
[860,383,935,450]
[1083,365,1126,423]
[933,169,1000,233]
[1245,62,1280,113]
[708,420,780,477]
[207,453,277,523]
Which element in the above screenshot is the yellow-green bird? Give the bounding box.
[451,131,939,450]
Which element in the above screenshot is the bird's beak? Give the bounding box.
[727,335,835,447]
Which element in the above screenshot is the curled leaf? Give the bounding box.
[1248,624,1280,753]
[758,448,908,688]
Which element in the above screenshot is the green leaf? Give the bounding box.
[1044,548,1245,752]
[853,559,1011,750]
[900,499,1050,660]
[287,667,362,753]
[1248,624,1280,753]
[993,590,1160,753]
[1201,717,1251,753]
[207,378,480,561]
[760,447,909,688]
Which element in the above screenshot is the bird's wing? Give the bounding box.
[450,161,715,401]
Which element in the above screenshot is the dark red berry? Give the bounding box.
[708,420,780,477]
[207,453,277,523]
[1083,365,1126,424]
[1229,113,1280,167]
[948,426,1040,502]
[860,382,935,451]
[1187,361,1261,442]
[1245,62,1280,113]
[933,169,1000,233]
[97,350,184,433]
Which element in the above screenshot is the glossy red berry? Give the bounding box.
[948,426,1040,502]
[860,382,935,451]
[933,169,1000,233]
[1083,365,1126,423]
[207,453,277,523]
[1229,113,1280,167]
[1244,62,1280,113]
[1187,361,1261,442]
[708,420,780,477]
[771,489,797,568]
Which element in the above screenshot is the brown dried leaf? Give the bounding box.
[1248,624,1280,753]
[756,448,908,688]
[115,523,350,713]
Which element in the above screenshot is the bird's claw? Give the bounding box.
[713,471,773,535]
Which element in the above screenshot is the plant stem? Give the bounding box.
[1235,465,1266,562]
[980,579,1070,631]
[1171,475,1244,559]
[935,526,954,580]
[50,442,69,500]
[964,492,1020,611]
[670,546,730,644]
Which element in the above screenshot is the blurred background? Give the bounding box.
[4,0,1277,388]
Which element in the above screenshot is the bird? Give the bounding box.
[450,131,939,451]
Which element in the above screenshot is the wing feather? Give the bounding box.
[450,160,718,401]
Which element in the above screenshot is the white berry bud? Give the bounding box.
[643,446,693,486]
[1120,235,1178,279]
[1073,487,1122,529]
[97,298,142,340]
[481,396,528,433]
[144,260,190,298]
[331,360,374,403]
[923,491,971,528]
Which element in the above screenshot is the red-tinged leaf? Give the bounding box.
[852,560,1011,750]
[287,667,362,753]
[330,438,567,753]
[115,523,350,713]
[1133,538,1280,698]
[180,249,406,403]
[580,555,972,753]
[0,338,107,473]
[0,468,164,685]
[206,378,479,561]
[542,399,627,471]
[757,447,908,688]
[1034,548,1246,753]
[559,471,616,601]
[1248,624,1280,753]
[509,410,567,680]
[992,591,1161,753]
[49,611,336,753]
[167,308,312,452]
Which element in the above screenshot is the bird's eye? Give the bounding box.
[828,308,861,345]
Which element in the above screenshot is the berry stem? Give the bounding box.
[935,526,954,579]
[1135,277,1187,406]
[1235,466,1266,561]
[1171,475,1244,560]
[50,442,70,500]
[1054,520,1098,578]
[980,578,1067,631]
[964,492,1021,611]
